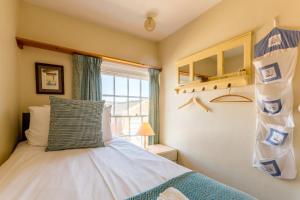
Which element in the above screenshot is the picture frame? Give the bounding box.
[35,63,64,94]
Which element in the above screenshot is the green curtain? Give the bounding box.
[72,54,102,101]
[148,69,160,145]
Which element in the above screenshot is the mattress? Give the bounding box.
[0,139,189,200]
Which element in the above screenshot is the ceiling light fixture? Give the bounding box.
[144,16,156,32]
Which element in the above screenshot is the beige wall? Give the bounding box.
[158,0,300,199]
[18,2,159,67]
[18,47,72,112]
[17,2,159,112]
[0,0,20,164]
[4,0,300,198]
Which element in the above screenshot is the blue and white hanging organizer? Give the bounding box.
[253,27,300,179]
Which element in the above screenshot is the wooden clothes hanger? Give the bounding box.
[178,93,210,112]
[209,85,253,103]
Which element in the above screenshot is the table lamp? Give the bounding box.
[137,122,155,149]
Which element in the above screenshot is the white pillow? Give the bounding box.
[26,105,112,146]
[25,106,50,146]
[102,105,112,142]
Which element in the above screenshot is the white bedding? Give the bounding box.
[0,139,189,200]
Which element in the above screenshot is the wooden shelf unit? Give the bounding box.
[175,32,252,93]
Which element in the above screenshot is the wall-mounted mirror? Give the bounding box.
[178,65,190,85]
[193,55,217,82]
[223,46,244,74]
[175,32,252,93]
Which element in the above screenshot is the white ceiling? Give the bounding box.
[23,0,222,41]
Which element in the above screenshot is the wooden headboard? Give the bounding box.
[21,113,30,141]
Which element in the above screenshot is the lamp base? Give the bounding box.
[143,136,148,150]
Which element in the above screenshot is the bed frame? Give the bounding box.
[21,113,30,141]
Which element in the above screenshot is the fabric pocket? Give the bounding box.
[253,48,298,84]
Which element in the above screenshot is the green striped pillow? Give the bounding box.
[46,96,105,151]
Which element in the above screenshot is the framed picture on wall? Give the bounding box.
[35,63,64,94]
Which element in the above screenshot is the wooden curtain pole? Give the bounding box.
[16,37,161,71]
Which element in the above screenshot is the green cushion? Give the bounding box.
[46,96,105,151]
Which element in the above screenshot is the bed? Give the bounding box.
[0,113,255,200]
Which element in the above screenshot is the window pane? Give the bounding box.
[129,98,140,116]
[141,80,149,97]
[112,117,129,136]
[115,97,128,116]
[102,74,114,95]
[142,117,148,123]
[130,117,142,135]
[141,98,149,115]
[115,76,127,96]
[129,78,140,97]
[101,74,149,147]
[102,96,114,114]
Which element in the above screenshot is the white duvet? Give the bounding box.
[0,139,189,200]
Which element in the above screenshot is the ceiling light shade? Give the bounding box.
[144,17,156,32]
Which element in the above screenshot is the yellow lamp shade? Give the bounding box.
[137,122,155,136]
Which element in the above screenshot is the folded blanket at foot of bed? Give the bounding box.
[157,187,188,200]
[127,172,256,200]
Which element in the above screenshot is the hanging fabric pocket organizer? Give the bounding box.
[253,28,300,179]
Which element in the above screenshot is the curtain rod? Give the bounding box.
[16,37,161,71]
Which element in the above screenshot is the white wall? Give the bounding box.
[0,0,20,164]
[158,0,300,199]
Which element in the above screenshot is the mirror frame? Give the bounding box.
[178,65,190,85]
[176,32,252,91]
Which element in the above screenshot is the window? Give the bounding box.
[102,72,149,146]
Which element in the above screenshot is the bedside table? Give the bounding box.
[148,144,178,162]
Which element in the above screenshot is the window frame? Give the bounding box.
[101,71,149,137]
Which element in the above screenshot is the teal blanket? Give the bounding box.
[127,172,255,200]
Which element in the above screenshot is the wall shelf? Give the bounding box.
[175,72,250,94]
[175,32,252,93]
